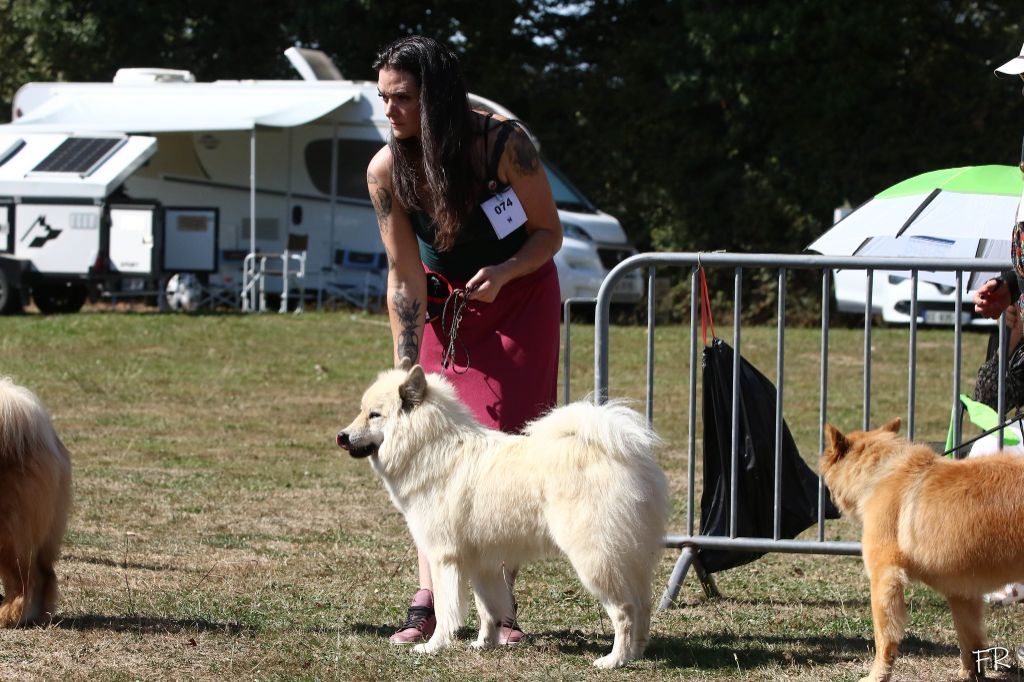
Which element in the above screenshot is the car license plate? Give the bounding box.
[923,310,957,325]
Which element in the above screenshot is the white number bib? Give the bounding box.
[481,187,527,239]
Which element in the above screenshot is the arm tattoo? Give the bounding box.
[375,188,393,221]
[368,172,393,230]
[393,292,422,363]
[509,128,541,175]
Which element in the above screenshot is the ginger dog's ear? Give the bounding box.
[397,356,414,371]
[399,365,427,412]
[880,417,901,434]
[822,424,850,465]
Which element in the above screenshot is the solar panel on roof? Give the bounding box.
[32,137,126,176]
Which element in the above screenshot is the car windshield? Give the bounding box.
[543,161,596,214]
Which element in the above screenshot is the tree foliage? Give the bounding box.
[1,0,1022,261]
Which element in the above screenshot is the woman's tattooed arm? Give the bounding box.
[509,126,541,176]
[367,172,394,231]
[393,291,421,363]
[368,153,425,367]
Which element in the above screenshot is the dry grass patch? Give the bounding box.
[0,311,1010,680]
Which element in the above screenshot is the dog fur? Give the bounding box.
[0,376,72,627]
[820,418,1024,682]
[337,364,669,668]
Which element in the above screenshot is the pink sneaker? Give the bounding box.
[389,589,436,645]
[499,596,525,645]
[499,618,525,645]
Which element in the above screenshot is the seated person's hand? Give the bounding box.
[974,278,1012,319]
[1006,304,1021,330]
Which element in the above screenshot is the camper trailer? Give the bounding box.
[0,132,158,312]
[0,48,642,313]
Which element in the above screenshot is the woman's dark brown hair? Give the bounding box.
[373,35,475,251]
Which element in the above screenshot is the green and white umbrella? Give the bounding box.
[808,165,1023,286]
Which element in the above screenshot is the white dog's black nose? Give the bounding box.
[336,432,349,449]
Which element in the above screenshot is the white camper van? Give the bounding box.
[0,48,642,313]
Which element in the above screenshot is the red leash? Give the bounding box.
[699,264,716,347]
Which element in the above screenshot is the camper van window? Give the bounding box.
[543,161,597,214]
[305,139,383,199]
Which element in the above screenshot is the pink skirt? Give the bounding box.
[421,259,560,433]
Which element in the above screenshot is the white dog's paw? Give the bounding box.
[468,630,497,647]
[412,641,443,655]
[592,654,628,669]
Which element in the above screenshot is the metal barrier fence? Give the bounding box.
[589,252,1009,607]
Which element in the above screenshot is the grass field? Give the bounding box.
[0,308,1021,681]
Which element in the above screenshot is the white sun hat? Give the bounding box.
[996,42,1024,76]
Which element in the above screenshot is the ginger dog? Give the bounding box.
[0,377,72,626]
[820,418,1024,682]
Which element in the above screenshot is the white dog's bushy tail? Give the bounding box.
[525,399,662,463]
[0,377,62,465]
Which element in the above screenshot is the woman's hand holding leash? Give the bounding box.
[464,265,509,303]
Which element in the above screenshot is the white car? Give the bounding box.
[832,268,995,327]
[546,162,643,304]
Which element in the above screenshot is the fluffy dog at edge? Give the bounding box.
[337,364,669,668]
[0,376,72,627]
[820,417,1024,682]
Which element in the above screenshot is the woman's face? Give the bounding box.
[377,68,421,140]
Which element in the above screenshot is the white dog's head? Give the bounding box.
[335,362,429,460]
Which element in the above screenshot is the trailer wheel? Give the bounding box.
[33,282,88,314]
[0,267,22,314]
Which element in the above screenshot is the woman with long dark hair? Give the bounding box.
[366,35,562,645]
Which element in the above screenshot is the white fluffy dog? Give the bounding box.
[337,364,669,668]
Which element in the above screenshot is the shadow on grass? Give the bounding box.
[65,553,185,573]
[669,595,873,609]
[51,613,256,635]
[346,622,960,670]
[350,622,397,639]
[425,626,962,671]
[644,631,960,670]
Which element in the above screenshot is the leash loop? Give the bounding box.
[440,287,472,373]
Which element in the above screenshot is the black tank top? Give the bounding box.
[409,117,529,282]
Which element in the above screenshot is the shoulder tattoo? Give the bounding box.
[393,292,422,362]
[509,127,541,175]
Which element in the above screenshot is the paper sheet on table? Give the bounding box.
[852,235,990,287]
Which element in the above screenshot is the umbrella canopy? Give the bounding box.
[807,165,1022,285]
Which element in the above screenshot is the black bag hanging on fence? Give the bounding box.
[697,337,840,574]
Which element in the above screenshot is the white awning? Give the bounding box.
[0,132,157,200]
[3,81,363,133]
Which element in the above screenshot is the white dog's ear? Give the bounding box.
[399,365,427,412]
[397,356,413,371]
